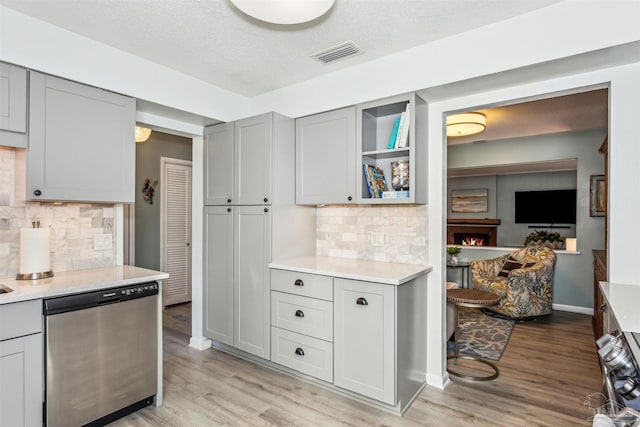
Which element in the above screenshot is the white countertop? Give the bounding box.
[0,265,169,305]
[599,281,640,333]
[269,256,432,285]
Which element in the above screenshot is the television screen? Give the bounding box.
[515,189,577,224]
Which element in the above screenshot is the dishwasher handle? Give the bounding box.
[44,282,158,315]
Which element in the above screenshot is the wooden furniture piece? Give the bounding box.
[593,249,607,339]
[447,288,501,381]
[446,262,470,288]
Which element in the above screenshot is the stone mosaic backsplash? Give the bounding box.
[0,147,115,278]
[316,205,427,265]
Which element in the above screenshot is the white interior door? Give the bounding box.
[161,157,192,306]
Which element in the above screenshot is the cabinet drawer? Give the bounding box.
[271,291,333,341]
[0,299,42,341]
[271,327,333,383]
[271,269,333,301]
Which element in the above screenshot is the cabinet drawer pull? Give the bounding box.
[356,297,368,306]
[347,196,353,201]
[295,347,305,356]
[294,279,304,287]
[34,189,42,196]
[295,309,305,318]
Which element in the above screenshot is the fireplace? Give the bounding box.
[447,219,500,247]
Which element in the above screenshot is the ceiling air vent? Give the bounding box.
[312,41,363,64]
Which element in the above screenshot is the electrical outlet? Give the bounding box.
[94,234,112,250]
[370,232,385,247]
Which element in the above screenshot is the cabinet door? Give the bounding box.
[204,122,234,206]
[0,334,43,427]
[203,206,234,344]
[235,113,272,205]
[296,107,356,205]
[0,62,28,148]
[334,278,395,405]
[234,205,271,358]
[27,72,135,202]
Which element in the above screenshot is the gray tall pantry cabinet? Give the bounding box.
[203,112,315,360]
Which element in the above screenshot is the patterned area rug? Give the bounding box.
[448,308,515,361]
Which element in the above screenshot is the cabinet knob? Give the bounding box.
[356,297,368,306]
[227,208,232,213]
[347,196,353,201]
[295,309,305,318]
[227,198,232,203]
[294,279,304,287]
[34,189,42,196]
[186,243,190,246]
[600,303,607,313]
[295,347,305,356]
[264,197,268,203]
[264,207,269,213]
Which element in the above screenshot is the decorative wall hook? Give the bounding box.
[142,178,158,204]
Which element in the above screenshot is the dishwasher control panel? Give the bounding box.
[44,281,159,315]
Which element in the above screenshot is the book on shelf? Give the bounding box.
[397,103,411,148]
[393,112,405,149]
[364,164,388,198]
[363,164,375,198]
[386,117,401,149]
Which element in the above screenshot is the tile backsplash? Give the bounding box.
[316,205,427,265]
[0,147,115,278]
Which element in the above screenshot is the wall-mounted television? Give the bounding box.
[515,189,577,224]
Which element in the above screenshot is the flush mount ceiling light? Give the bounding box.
[230,0,335,25]
[446,112,487,137]
[135,126,152,143]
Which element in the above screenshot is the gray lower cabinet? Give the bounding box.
[24,71,135,203]
[334,278,395,405]
[204,205,272,359]
[0,62,28,148]
[0,300,43,427]
[295,106,356,205]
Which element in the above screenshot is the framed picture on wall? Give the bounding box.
[451,189,489,213]
[590,175,606,217]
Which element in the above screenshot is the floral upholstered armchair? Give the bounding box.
[470,246,556,319]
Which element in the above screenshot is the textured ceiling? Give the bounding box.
[0,0,562,96]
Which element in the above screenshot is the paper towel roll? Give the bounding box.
[19,228,51,275]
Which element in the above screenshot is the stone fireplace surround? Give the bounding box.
[447,219,500,247]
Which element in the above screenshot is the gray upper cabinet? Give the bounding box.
[296,106,356,205]
[0,62,28,148]
[204,122,234,205]
[204,113,274,206]
[25,71,135,203]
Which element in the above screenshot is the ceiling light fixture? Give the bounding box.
[446,112,486,137]
[230,0,335,25]
[135,126,152,143]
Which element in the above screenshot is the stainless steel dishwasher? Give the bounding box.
[44,282,158,427]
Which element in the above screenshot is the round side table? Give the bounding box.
[447,288,501,381]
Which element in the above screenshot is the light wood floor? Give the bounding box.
[111,304,602,426]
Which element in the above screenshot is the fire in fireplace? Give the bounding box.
[454,233,489,246]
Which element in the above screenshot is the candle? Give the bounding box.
[565,237,577,252]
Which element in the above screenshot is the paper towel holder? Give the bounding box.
[16,219,54,280]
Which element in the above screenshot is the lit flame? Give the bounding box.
[462,237,485,246]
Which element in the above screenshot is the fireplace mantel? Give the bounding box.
[447,218,501,226]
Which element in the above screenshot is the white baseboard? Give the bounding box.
[189,336,212,351]
[426,372,449,390]
[553,303,593,315]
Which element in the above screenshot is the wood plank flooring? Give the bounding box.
[111,305,602,427]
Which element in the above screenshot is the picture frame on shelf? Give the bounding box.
[590,174,606,217]
[451,189,488,213]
